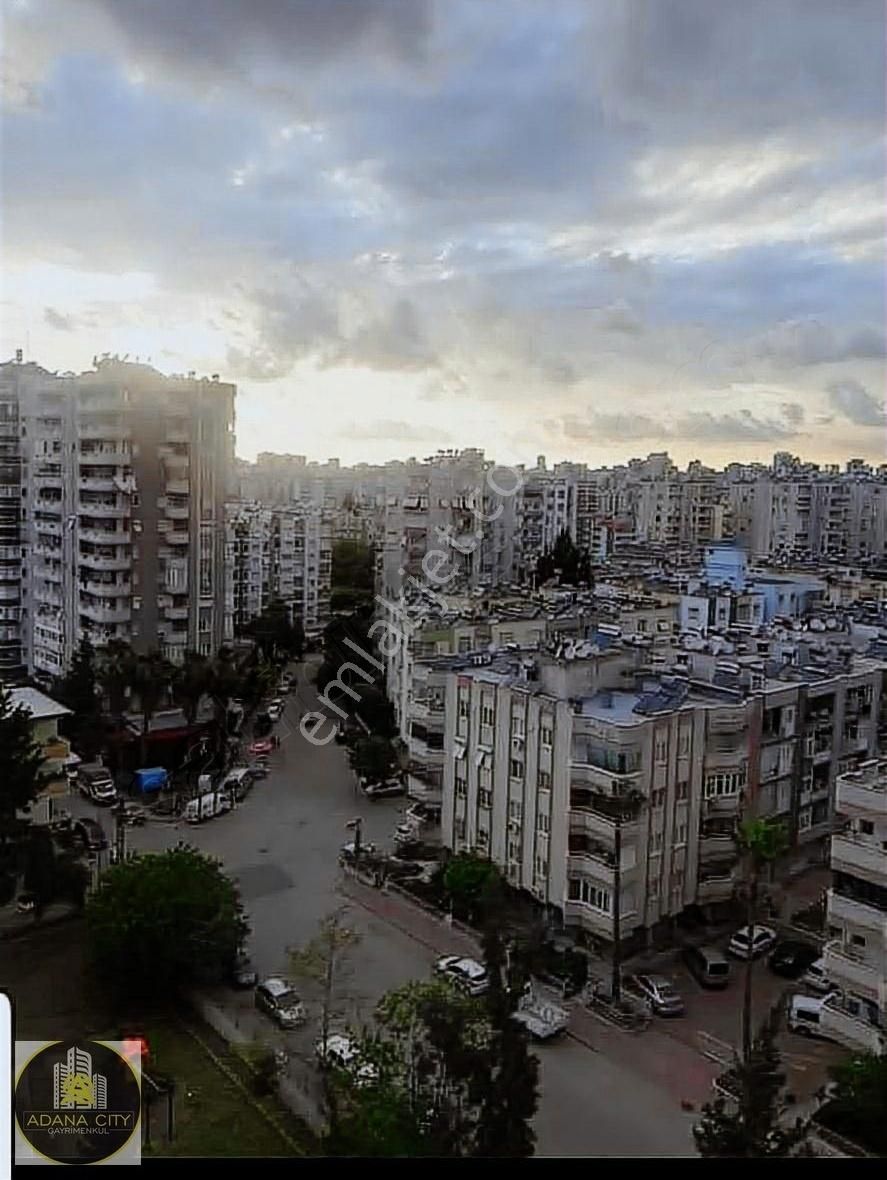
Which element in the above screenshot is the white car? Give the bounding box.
[434,955,490,996]
[266,702,284,723]
[255,978,306,1029]
[727,925,778,960]
[315,1035,379,1086]
[801,957,835,994]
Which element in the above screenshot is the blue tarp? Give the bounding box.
[134,767,168,793]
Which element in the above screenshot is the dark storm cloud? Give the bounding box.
[44,307,75,331]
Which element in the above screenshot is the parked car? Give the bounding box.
[801,957,835,994]
[77,764,117,806]
[787,993,836,1040]
[73,818,109,853]
[116,803,147,827]
[682,944,731,989]
[434,955,489,996]
[230,952,258,990]
[727,925,778,960]
[220,767,254,801]
[248,738,274,757]
[246,760,270,779]
[768,940,820,979]
[267,703,284,724]
[16,892,37,914]
[622,973,685,1016]
[363,779,406,800]
[255,978,306,1028]
[315,1035,379,1086]
[278,675,292,693]
[339,841,377,866]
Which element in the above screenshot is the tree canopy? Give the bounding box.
[241,599,304,661]
[0,683,45,836]
[86,845,247,1000]
[535,530,592,587]
[348,736,397,784]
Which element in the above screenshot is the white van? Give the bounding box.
[787,994,832,1039]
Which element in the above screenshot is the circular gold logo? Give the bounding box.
[16,1040,141,1164]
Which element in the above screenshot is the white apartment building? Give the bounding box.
[225,502,332,637]
[0,356,235,679]
[820,759,887,1055]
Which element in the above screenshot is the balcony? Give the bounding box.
[79,421,130,440]
[822,941,880,999]
[77,551,131,571]
[831,833,886,884]
[410,698,446,723]
[699,833,738,861]
[166,427,190,444]
[820,998,886,1055]
[34,562,63,581]
[164,503,190,520]
[704,793,742,815]
[79,601,131,624]
[80,577,130,598]
[78,500,126,518]
[33,473,63,491]
[79,448,130,465]
[569,803,639,844]
[571,760,641,794]
[696,872,738,904]
[563,900,613,939]
[33,587,62,606]
[827,890,887,946]
[166,530,189,546]
[78,475,118,492]
[836,763,887,819]
[78,528,130,546]
[166,477,190,495]
[708,710,747,735]
[34,520,63,537]
[163,606,189,620]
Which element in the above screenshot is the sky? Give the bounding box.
[1,0,885,467]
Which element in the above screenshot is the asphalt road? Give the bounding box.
[65,660,702,1155]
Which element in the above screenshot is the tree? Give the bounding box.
[0,684,45,847]
[737,818,789,1065]
[694,1009,808,1157]
[353,686,397,739]
[331,540,375,597]
[535,529,592,587]
[172,651,213,729]
[822,1052,887,1155]
[85,845,248,1000]
[242,599,302,662]
[97,639,135,718]
[442,853,501,922]
[131,650,172,767]
[23,826,56,915]
[55,638,102,759]
[348,736,396,784]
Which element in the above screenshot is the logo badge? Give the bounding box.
[15,1040,141,1165]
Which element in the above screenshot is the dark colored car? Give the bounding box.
[768,940,820,979]
[73,818,109,853]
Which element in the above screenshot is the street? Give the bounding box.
[63,659,838,1156]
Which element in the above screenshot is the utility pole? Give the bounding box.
[113,801,126,865]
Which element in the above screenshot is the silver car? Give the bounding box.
[255,978,306,1028]
[434,955,490,996]
[623,973,685,1016]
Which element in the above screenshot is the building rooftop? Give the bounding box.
[8,687,71,721]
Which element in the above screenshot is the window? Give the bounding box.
[704,769,746,798]
[478,789,492,809]
[455,818,466,840]
[648,880,660,901]
[538,770,551,791]
[477,828,489,849]
[655,735,667,764]
[574,880,611,913]
[455,777,467,799]
[458,637,472,654]
[508,839,521,862]
[509,758,524,780]
[510,714,524,737]
[860,820,875,836]
[458,694,470,718]
[540,721,553,748]
[481,702,495,727]
[652,788,665,808]
[534,854,548,879]
[537,811,550,834]
[675,822,687,846]
[850,934,866,948]
[798,807,812,832]
[676,780,689,801]
[650,830,663,853]
[678,730,690,756]
[508,799,523,822]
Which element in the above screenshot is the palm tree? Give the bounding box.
[131,650,172,768]
[172,651,213,730]
[97,639,135,719]
[737,818,789,1067]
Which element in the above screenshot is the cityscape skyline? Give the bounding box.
[3,1,884,467]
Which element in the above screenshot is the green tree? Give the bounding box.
[86,846,248,1000]
[55,638,103,759]
[694,1009,808,1157]
[822,1052,887,1155]
[348,736,397,784]
[172,651,213,729]
[737,818,789,1064]
[331,540,375,596]
[442,853,501,921]
[242,599,302,662]
[535,530,592,587]
[97,639,135,717]
[0,684,45,848]
[131,650,172,767]
[353,686,397,739]
[23,826,56,915]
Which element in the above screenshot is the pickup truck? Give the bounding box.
[511,988,570,1041]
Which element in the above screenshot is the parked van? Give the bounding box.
[184,788,233,824]
[682,944,731,989]
[77,764,117,806]
[787,994,833,1039]
[220,768,253,802]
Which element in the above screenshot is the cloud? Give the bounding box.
[675,408,798,443]
[825,378,886,426]
[550,412,665,443]
[44,307,75,331]
[338,418,451,444]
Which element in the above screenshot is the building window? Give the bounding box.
[510,714,524,737]
[575,880,611,913]
[798,807,812,832]
[651,788,665,808]
[509,758,524,780]
[538,770,551,791]
[508,799,522,821]
[540,721,553,748]
[650,830,663,853]
[458,693,470,719]
[850,934,866,948]
[655,736,667,764]
[648,880,660,902]
[455,777,467,799]
[537,811,550,834]
[675,822,687,846]
[478,788,492,809]
[860,820,874,836]
[534,854,548,879]
[704,770,746,798]
[676,780,689,801]
[678,730,690,756]
[508,839,521,862]
[481,703,495,727]
[477,828,489,849]
[455,818,466,840]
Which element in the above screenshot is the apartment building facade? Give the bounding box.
[225,501,332,637]
[0,356,235,679]
[820,759,887,1055]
